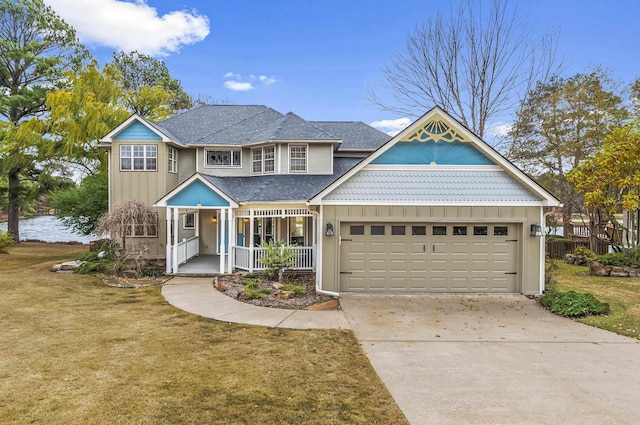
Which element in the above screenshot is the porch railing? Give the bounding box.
[232,246,314,271]
[176,236,199,265]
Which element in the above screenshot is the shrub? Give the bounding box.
[574,246,596,261]
[78,251,99,262]
[539,290,610,317]
[244,288,271,300]
[142,266,164,278]
[74,260,112,274]
[258,240,297,281]
[282,284,305,297]
[243,279,260,289]
[595,252,640,268]
[0,230,15,253]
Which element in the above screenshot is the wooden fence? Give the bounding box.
[545,239,609,259]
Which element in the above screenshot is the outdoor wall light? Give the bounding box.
[211,216,218,223]
[325,222,334,237]
[530,223,543,237]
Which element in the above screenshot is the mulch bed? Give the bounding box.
[215,271,336,310]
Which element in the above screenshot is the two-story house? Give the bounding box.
[101,105,560,296]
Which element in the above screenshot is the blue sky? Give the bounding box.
[44,0,640,136]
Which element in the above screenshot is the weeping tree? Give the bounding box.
[96,200,158,254]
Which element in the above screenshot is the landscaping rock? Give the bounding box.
[610,266,629,277]
[564,254,576,264]
[275,290,293,300]
[589,262,612,276]
[51,260,84,272]
[272,282,284,289]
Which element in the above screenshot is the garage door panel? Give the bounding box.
[340,222,519,293]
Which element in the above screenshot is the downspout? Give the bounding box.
[309,207,340,298]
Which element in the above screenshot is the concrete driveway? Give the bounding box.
[340,294,640,425]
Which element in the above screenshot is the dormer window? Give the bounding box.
[252,145,275,174]
[205,149,241,168]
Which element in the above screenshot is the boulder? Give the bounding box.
[590,261,612,276]
[565,254,576,264]
[272,282,284,289]
[275,290,293,300]
[51,260,84,272]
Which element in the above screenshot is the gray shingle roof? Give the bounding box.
[323,170,541,203]
[201,157,361,202]
[151,105,385,151]
[311,121,389,150]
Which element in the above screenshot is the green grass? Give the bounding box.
[551,260,640,339]
[0,242,407,424]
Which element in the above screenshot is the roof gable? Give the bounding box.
[310,106,561,206]
[155,174,238,208]
[101,114,171,143]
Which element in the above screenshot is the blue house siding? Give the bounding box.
[371,140,495,166]
[114,121,162,141]
[166,180,230,207]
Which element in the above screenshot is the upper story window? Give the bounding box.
[168,147,178,174]
[289,144,307,173]
[252,145,275,174]
[120,145,157,171]
[205,149,241,167]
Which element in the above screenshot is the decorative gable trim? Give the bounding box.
[309,106,561,206]
[100,114,176,144]
[155,173,239,208]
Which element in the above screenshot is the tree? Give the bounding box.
[111,51,192,121]
[0,0,86,242]
[369,0,558,138]
[507,70,628,224]
[568,122,640,249]
[49,172,108,235]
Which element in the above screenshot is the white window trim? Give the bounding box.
[168,147,178,174]
[183,212,195,229]
[119,144,158,172]
[125,222,158,238]
[251,145,276,175]
[288,143,308,174]
[204,148,242,168]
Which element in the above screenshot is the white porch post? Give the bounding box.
[228,208,235,272]
[249,209,255,272]
[195,211,200,256]
[219,208,226,274]
[165,207,172,274]
[311,212,317,271]
[172,207,179,274]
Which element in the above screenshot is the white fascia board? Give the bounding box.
[100,114,174,144]
[364,164,503,172]
[318,200,547,207]
[154,173,239,208]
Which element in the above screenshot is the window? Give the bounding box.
[494,226,509,236]
[412,226,426,236]
[289,145,307,173]
[391,225,405,235]
[120,145,157,171]
[432,226,447,235]
[371,225,385,235]
[125,219,158,238]
[183,213,195,229]
[453,226,467,235]
[168,147,178,173]
[350,225,365,235]
[205,149,241,167]
[289,216,305,245]
[252,146,275,174]
[474,226,488,236]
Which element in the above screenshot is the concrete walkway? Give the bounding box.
[161,277,350,329]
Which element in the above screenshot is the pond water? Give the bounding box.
[0,215,93,244]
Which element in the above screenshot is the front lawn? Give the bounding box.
[552,260,640,339]
[0,243,407,424]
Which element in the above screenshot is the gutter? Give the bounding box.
[309,207,340,298]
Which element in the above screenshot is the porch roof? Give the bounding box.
[201,157,361,203]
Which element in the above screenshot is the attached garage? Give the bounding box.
[339,222,518,293]
[310,107,561,296]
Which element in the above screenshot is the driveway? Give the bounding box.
[340,294,640,425]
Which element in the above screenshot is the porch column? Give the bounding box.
[228,208,235,272]
[195,211,200,256]
[172,207,179,274]
[219,208,226,274]
[165,207,172,274]
[249,209,255,272]
[311,212,317,271]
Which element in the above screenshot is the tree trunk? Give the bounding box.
[7,169,21,243]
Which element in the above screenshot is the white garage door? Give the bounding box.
[339,223,518,293]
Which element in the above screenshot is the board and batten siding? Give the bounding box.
[320,204,544,294]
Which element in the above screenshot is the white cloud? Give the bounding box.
[224,81,254,91]
[487,122,513,137]
[223,72,277,91]
[44,0,209,56]
[259,75,276,85]
[370,118,412,136]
